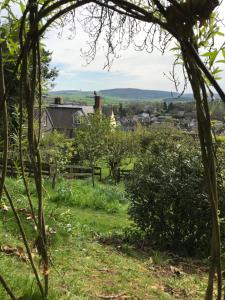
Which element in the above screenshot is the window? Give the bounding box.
[73,113,84,125]
[42,116,47,127]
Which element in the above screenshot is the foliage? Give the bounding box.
[126,128,225,257]
[75,113,138,180]
[40,131,73,186]
[0,0,224,298]
[74,113,111,166]
[1,20,58,97]
[0,20,58,142]
[104,128,137,180]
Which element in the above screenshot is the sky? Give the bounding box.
[44,3,225,93]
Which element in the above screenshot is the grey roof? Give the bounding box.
[46,105,94,129]
[102,106,113,117]
[49,104,91,109]
[82,106,95,115]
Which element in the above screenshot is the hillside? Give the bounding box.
[48,89,223,104]
[48,88,195,103]
[99,88,180,100]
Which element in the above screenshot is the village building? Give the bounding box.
[39,95,116,138]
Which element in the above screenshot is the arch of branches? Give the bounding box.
[0,1,225,299]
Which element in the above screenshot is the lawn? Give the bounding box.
[0,178,207,299]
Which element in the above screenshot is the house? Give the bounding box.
[102,106,117,127]
[40,95,116,137]
[132,112,151,126]
[34,108,53,134]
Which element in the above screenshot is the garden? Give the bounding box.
[1,0,225,299]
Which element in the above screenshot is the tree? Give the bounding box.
[40,131,73,188]
[118,103,126,118]
[105,128,136,181]
[163,101,168,112]
[1,20,58,99]
[74,113,111,167]
[1,0,225,298]
[167,102,174,112]
[79,2,225,298]
[0,19,58,141]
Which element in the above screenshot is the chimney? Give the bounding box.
[94,94,103,113]
[54,97,63,105]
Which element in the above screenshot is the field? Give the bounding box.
[0,178,208,299]
[47,90,170,106]
[47,91,133,105]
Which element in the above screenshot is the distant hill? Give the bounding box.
[99,88,180,100]
[49,90,92,97]
[48,88,196,103]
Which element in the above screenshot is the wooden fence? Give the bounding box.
[62,165,102,181]
[0,158,51,177]
[117,168,133,182]
[0,157,133,184]
[0,158,101,182]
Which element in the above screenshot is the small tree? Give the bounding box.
[40,131,73,188]
[105,128,137,181]
[163,101,168,112]
[74,113,111,167]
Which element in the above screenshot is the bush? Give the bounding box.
[126,129,225,257]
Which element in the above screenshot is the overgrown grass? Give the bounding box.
[0,177,208,299]
[47,179,127,213]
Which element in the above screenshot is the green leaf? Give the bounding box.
[215,31,225,37]
[222,50,225,60]
[201,52,213,57]
[19,1,25,13]
[212,68,222,75]
[216,60,225,64]
[0,0,10,9]
[170,47,180,52]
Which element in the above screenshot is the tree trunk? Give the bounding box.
[0,44,8,200]
[181,43,222,299]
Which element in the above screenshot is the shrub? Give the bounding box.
[126,129,225,257]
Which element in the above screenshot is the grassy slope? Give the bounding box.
[0,178,207,299]
[47,91,163,105]
[47,92,131,105]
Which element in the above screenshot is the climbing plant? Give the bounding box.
[0,0,225,299]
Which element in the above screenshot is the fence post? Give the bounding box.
[117,168,120,183]
[99,167,102,181]
[92,167,95,187]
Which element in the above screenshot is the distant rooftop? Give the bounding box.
[49,103,90,109]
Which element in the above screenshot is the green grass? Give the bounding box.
[47,179,127,214]
[0,178,208,299]
[47,93,133,106]
[47,91,166,106]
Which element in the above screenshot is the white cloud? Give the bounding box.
[44,4,225,92]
